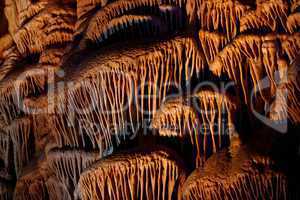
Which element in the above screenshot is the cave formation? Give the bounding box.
[0,0,300,199]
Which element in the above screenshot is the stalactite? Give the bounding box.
[197,0,249,39]
[5,117,33,178]
[0,65,48,124]
[210,35,259,103]
[210,34,300,104]
[269,57,300,123]
[181,137,288,200]
[198,30,228,65]
[90,15,166,43]
[50,72,131,150]
[152,90,237,167]
[51,37,205,150]
[0,0,298,199]
[85,0,158,42]
[152,98,195,137]
[46,149,100,198]
[13,6,75,55]
[209,33,300,124]
[280,33,300,62]
[185,0,202,23]
[77,148,187,200]
[0,45,20,82]
[240,0,288,33]
[287,13,300,33]
[85,0,186,42]
[13,23,42,55]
